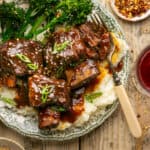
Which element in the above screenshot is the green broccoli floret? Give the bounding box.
[0,0,93,43]
[25,0,93,40]
[56,0,93,25]
[0,2,26,42]
[18,0,60,38]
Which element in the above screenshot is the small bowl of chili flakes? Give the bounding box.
[111,0,150,22]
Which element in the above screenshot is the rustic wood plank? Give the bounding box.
[31,141,43,150]
[0,121,24,147]
[80,108,135,150]
[23,138,79,150]
[24,139,44,150]
[80,1,150,150]
[44,139,79,150]
[0,0,149,150]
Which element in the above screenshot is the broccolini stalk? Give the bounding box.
[25,0,93,40]
[0,0,93,42]
[23,0,60,39]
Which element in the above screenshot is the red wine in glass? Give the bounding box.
[137,46,150,93]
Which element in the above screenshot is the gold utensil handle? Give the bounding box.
[115,84,142,138]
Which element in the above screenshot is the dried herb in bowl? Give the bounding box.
[115,0,150,18]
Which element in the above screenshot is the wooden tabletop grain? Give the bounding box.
[0,0,150,150]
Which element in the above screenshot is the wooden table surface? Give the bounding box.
[0,0,150,150]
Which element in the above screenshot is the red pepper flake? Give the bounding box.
[115,0,150,18]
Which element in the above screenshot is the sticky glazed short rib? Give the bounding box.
[39,107,61,129]
[0,39,43,76]
[66,59,99,89]
[28,74,70,108]
[0,22,111,129]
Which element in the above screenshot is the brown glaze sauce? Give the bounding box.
[60,74,102,123]
[15,86,29,108]
[39,107,60,128]
[61,59,123,123]
[85,78,100,93]
[61,97,84,123]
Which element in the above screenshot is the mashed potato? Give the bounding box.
[57,65,117,130]
[56,34,128,130]
[0,34,127,130]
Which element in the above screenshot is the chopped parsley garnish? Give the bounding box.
[16,53,38,71]
[85,92,102,103]
[41,85,54,103]
[53,41,70,54]
[0,96,16,106]
[51,106,66,112]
